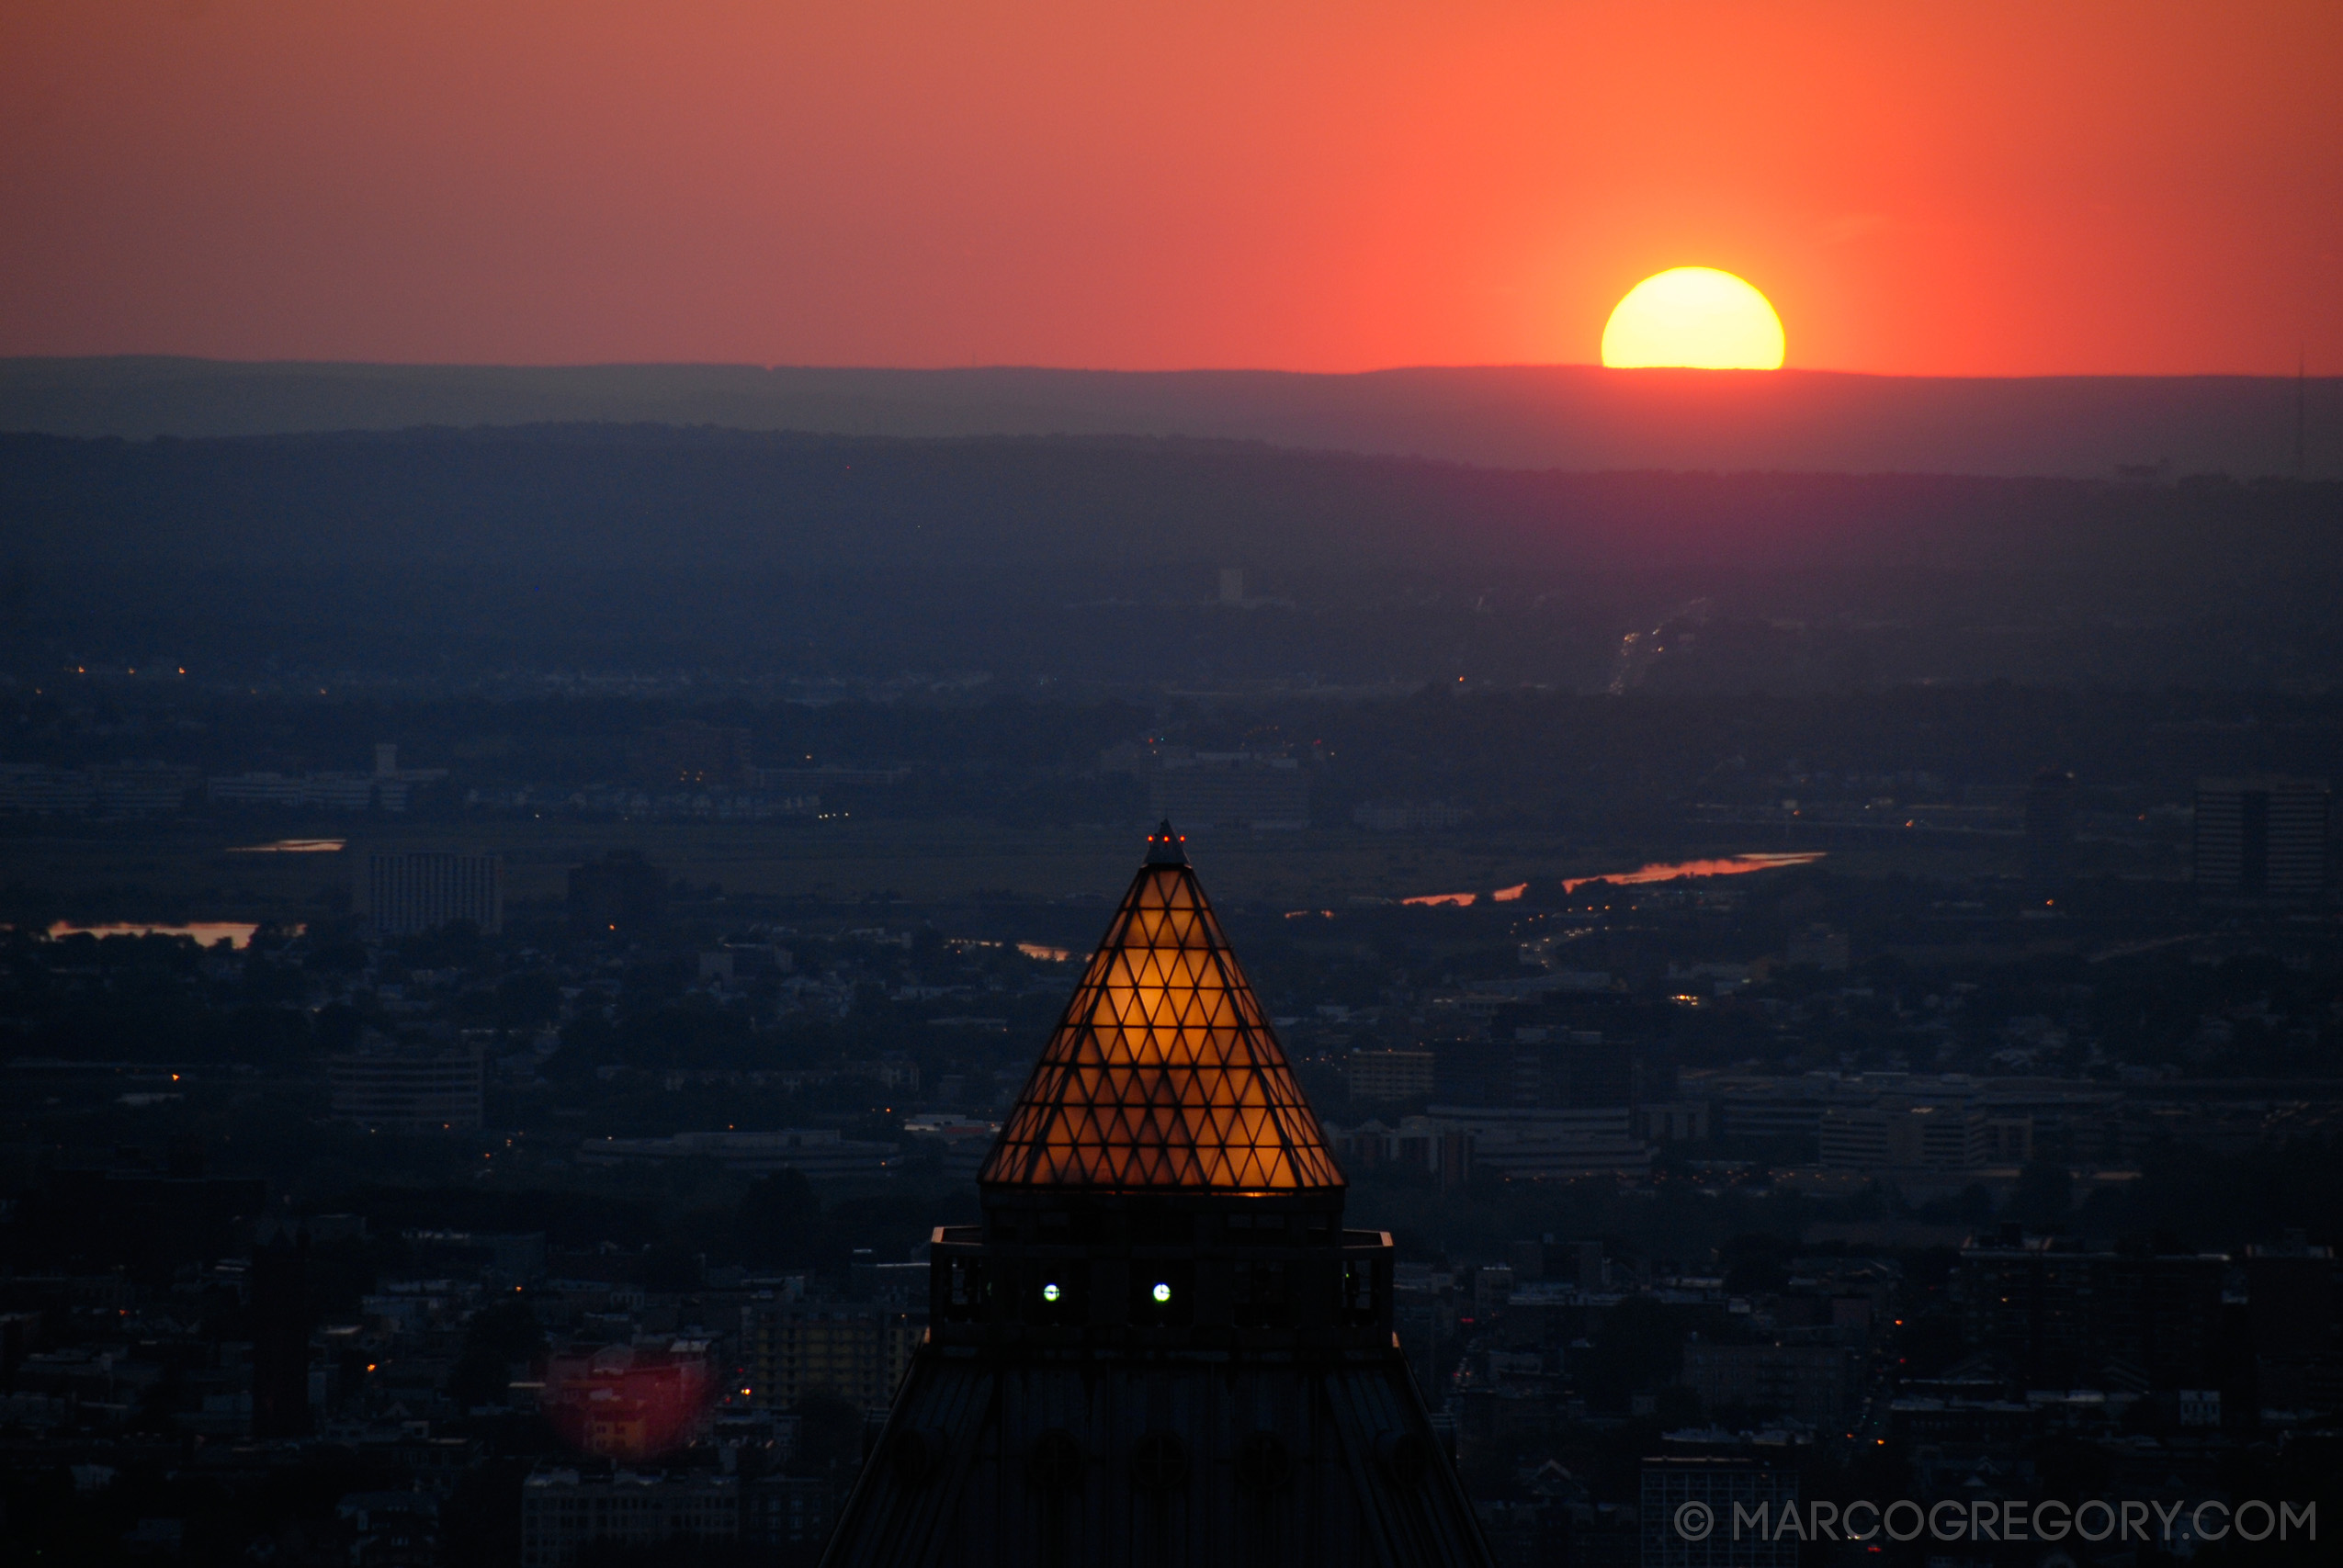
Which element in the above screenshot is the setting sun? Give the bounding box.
[1601,267,1785,369]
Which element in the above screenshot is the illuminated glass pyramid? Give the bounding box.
[979,822,1345,1192]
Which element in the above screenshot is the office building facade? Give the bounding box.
[1681,1342,1859,1426]
[364,850,504,936]
[2024,768,2076,891]
[741,1301,921,1412]
[1346,1046,1437,1101]
[329,1045,486,1131]
[1640,1458,1798,1568]
[1817,1100,1989,1174]
[2194,776,2330,901]
[521,1471,738,1568]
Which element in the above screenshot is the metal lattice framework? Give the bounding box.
[979,855,1343,1192]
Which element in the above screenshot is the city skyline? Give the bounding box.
[4,6,2342,1562]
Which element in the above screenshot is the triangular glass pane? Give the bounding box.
[979,860,1341,1192]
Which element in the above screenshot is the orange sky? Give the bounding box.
[2,1,2337,375]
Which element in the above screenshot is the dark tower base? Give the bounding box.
[830,1345,1476,1567]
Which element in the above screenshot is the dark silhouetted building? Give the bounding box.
[250,1228,312,1438]
[337,1493,440,1568]
[1434,1033,1636,1110]
[1640,1458,1797,1568]
[1345,1046,1436,1102]
[1954,1240,2225,1390]
[2024,768,2075,892]
[745,1476,835,1557]
[363,850,504,936]
[26,1154,267,1281]
[740,1300,921,1412]
[820,824,1491,1567]
[2245,1241,2341,1411]
[522,1470,738,1566]
[330,1043,486,1131]
[1325,1117,1474,1188]
[1817,1099,1989,1174]
[2194,776,2329,902]
[1681,1340,1858,1426]
[568,849,668,935]
[1415,1105,1651,1180]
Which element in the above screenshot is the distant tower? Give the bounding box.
[375,742,399,778]
[249,1227,312,1438]
[1217,567,1246,606]
[820,824,1491,1568]
[2194,776,2332,903]
[2023,769,2076,894]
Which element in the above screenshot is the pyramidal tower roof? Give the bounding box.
[979,823,1344,1193]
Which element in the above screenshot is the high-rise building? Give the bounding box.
[1345,1046,1436,1102]
[741,1301,922,1412]
[2194,776,2330,902]
[1953,1241,2226,1390]
[248,1228,312,1438]
[2024,768,2076,891]
[363,850,504,936]
[819,824,1490,1567]
[1639,1458,1798,1568]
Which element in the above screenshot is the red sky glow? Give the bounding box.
[2,2,2337,375]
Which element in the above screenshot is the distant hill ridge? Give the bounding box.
[3,423,2339,686]
[3,357,2336,479]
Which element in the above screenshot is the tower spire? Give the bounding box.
[1144,818,1189,865]
[821,829,1491,1568]
[979,827,1341,1191]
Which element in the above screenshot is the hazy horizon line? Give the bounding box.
[4,354,2334,385]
